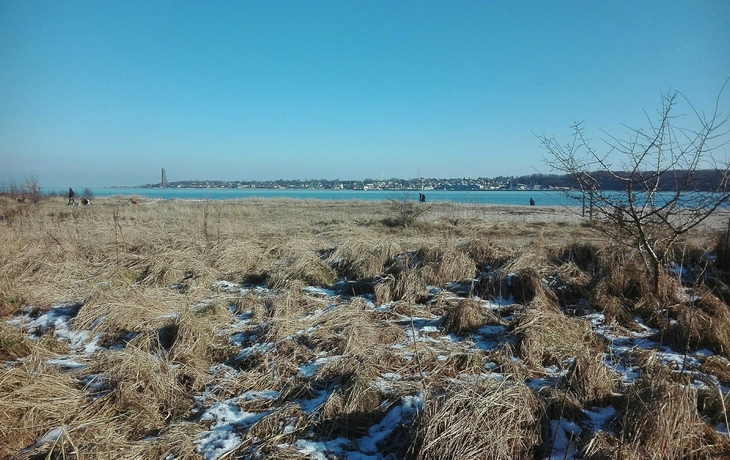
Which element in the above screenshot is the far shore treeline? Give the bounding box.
[138,169,729,192]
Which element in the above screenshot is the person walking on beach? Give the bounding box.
[67,188,75,205]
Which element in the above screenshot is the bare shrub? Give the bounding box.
[383,193,428,227]
[540,85,730,296]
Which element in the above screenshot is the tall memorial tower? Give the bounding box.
[161,168,169,187]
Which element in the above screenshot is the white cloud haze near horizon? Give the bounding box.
[1,1,729,188]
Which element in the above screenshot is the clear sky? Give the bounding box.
[1,1,729,188]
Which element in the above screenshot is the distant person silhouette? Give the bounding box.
[419,193,426,204]
[529,197,535,206]
[67,188,75,205]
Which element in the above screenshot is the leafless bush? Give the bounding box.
[539,83,730,295]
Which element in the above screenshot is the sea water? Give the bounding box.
[62,188,576,206]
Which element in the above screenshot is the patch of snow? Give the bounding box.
[303,286,337,297]
[299,356,334,378]
[547,419,580,459]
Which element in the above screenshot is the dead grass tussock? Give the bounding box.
[407,380,544,460]
[262,285,329,343]
[662,287,730,358]
[485,343,535,381]
[512,307,604,369]
[306,355,386,438]
[418,244,477,286]
[562,354,619,406]
[700,355,730,385]
[457,238,514,271]
[308,297,405,357]
[169,302,236,381]
[237,403,309,457]
[327,235,404,279]
[72,285,183,335]
[89,347,195,439]
[262,238,334,286]
[441,298,502,335]
[375,271,429,304]
[216,239,271,281]
[0,363,114,457]
[619,379,730,459]
[0,321,34,360]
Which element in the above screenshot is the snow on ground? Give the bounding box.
[6,277,730,459]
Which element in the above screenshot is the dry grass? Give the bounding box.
[617,377,730,459]
[407,380,544,460]
[441,298,502,334]
[2,197,729,458]
[512,305,604,370]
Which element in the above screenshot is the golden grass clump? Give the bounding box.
[0,321,33,361]
[375,273,424,305]
[89,347,195,439]
[0,362,114,457]
[168,303,236,383]
[234,402,308,457]
[457,237,513,271]
[700,355,730,385]
[561,354,618,406]
[306,355,386,438]
[617,379,730,459]
[215,239,271,282]
[661,287,730,358]
[407,380,544,460]
[267,252,339,289]
[326,236,404,279]
[441,298,502,335]
[417,244,478,286]
[308,296,406,357]
[512,307,604,369]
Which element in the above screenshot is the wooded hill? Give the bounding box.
[518,169,728,192]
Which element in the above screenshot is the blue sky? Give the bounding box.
[1,1,729,188]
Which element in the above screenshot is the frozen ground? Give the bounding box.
[6,276,730,459]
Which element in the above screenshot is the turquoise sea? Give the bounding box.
[55,188,575,206]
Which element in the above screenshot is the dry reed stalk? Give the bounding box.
[407,380,544,460]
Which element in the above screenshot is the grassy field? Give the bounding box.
[2,195,730,459]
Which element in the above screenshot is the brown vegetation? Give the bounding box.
[1,195,730,458]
